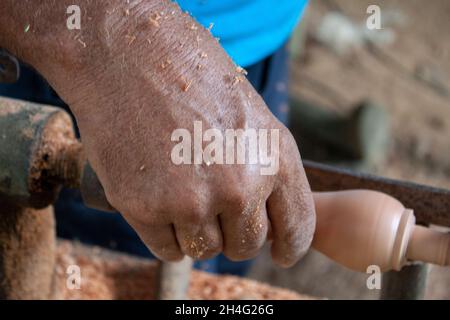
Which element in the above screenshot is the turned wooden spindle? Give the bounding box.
[312,189,450,272]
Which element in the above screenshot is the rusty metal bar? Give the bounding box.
[303,160,447,300]
[303,160,450,227]
[380,263,429,300]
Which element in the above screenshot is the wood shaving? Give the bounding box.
[232,75,244,86]
[53,240,316,300]
[149,13,161,27]
[161,59,171,69]
[125,35,136,46]
[77,38,87,48]
[236,66,248,75]
[183,79,193,92]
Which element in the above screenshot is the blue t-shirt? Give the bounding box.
[176,0,308,67]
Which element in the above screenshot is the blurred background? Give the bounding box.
[248,0,450,299]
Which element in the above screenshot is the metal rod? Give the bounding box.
[380,263,428,300]
[156,257,193,300]
[303,160,450,227]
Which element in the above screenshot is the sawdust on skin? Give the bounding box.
[240,186,266,251]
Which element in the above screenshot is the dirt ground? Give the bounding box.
[248,0,450,299]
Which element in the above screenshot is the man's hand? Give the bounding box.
[0,0,315,267]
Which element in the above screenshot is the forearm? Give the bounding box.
[0,0,155,76]
[0,0,95,64]
[0,0,241,118]
[0,0,37,57]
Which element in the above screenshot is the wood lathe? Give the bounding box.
[0,97,449,300]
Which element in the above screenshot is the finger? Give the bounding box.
[220,190,269,261]
[174,215,223,260]
[131,222,184,262]
[267,222,273,241]
[267,163,316,268]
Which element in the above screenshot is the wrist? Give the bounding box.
[55,0,204,117]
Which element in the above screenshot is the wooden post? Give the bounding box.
[0,200,56,299]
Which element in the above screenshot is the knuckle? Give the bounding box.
[226,185,247,202]
[223,248,246,261]
[223,238,262,261]
[281,227,300,246]
[244,240,263,255]
[198,242,222,260]
[223,189,248,213]
[183,210,207,224]
[163,251,185,262]
[152,248,184,262]
[224,248,255,262]
[272,252,297,268]
[183,235,221,260]
[276,229,309,261]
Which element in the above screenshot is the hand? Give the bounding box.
[3,0,316,267]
